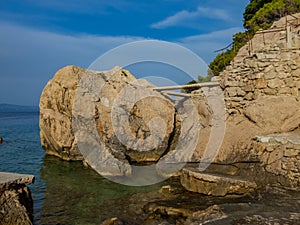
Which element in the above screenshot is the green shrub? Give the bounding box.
[208,0,300,76]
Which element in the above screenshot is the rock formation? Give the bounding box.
[0,172,35,225]
[40,66,178,176]
[40,13,300,191]
[184,205,225,225]
[186,13,300,191]
[40,66,85,161]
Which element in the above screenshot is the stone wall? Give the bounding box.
[219,14,300,115]
[213,14,300,190]
[252,133,300,190]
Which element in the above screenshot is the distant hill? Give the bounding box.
[0,104,39,112]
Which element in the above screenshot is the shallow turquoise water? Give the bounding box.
[0,112,163,225]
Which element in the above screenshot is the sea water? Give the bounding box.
[0,112,162,225]
[1,112,300,225]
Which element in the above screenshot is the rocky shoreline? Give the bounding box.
[0,172,35,225]
[38,14,300,225]
[97,172,300,225]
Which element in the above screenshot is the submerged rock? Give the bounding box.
[90,173,300,225]
[100,217,124,225]
[185,205,226,225]
[180,167,257,197]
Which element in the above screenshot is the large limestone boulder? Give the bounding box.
[40,66,84,160]
[93,71,175,163]
[40,65,176,175]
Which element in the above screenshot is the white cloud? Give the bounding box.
[0,21,144,105]
[197,7,231,21]
[151,6,231,29]
[0,21,243,105]
[0,21,144,74]
[24,0,141,14]
[181,27,243,42]
[178,27,244,63]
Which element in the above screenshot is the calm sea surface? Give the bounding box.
[0,112,163,225]
[1,112,300,225]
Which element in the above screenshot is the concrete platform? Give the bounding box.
[0,172,35,225]
[0,172,35,189]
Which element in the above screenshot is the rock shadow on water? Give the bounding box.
[36,156,300,225]
[36,155,165,225]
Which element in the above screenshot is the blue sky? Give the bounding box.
[0,0,249,105]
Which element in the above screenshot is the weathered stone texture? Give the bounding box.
[184,205,225,225]
[40,66,178,176]
[180,167,257,197]
[0,173,35,225]
[40,65,84,161]
[252,132,300,190]
[194,14,300,189]
[0,186,33,225]
[220,14,300,114]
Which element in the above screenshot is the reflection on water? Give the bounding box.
[36,155,164,225]
[30,154,300,225]
[1,112,300,224]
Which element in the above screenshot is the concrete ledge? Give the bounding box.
[0,172,35,190]
[0,172,35,225]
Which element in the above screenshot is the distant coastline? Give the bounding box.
[0,103,39,113]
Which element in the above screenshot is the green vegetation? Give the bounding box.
[243,0,273,30]
[182,74,212,93]
[209,32,249,76]
[182,80,199,93]
[209,0,300,76]
[245,0,300,31]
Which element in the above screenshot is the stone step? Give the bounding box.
[180,167,257,197]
